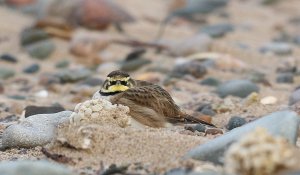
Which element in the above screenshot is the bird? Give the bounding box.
[94,70,215,128]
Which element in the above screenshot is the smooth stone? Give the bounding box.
[7,95,26,100]
[1,111,72,149]
[293,36,300,45]
[25,40,55,60]
[55,59,70,68]
[200,77,221,86]
[78,77,103,87]
[20,28,49,46]
[0,68,15,79]
[289,88,300,105]
[0,160,74,175]
[24,105,65,118]
[260,42,292,55]
[121,58,151,72]
[194,124,206,133]
[226,116,247,130]
[55,68,92,83]
[184,110,300,164]
[200,23,234,38]
[0,54,18,63]
[196,103,215,116]
[172,60,207,78]
[23,64,40,74]
[276,73,294,84]
[216,79,259,98]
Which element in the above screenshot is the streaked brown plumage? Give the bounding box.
[97,70,215,128]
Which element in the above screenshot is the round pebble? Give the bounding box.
[226,116,247,130]
[0,54,18,63]
[276,73,294,84]
[23,64,40,74]
[216,79,259,98]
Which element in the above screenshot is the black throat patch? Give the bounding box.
[99,90,123,96]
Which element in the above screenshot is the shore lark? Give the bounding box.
[94,70,215,128]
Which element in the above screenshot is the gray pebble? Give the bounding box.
[1,111,72,149]
[289,88,300,105]
[55,60,70,68]
[21,28,49,46]
[216,79,259,98]
[200,77,221,86]
[55,68,92,83]
[23,64,40,74]
[226,116,247,130]
[260,42,293,55]
[0,68,15,79]
[0,54,18,63]
[0,160,75,175]
[25,40,55,60]
[184,110,300,164]
[121,58,151,72]
[172,60,207,78]
[200,23,234,38]
[276,73,294,84]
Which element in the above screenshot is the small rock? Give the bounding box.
[226,116,247,130]
[24,105,65,118]
[55,60,70,69]
[293,36,300,45]
[205,128,224,135]
[0,54,18,63]
[194,124,206,133]
[25,40,55,60]
[20,28,49,46]
[8,95,26,100]
[200,23,234,38]
[260,42,293,55]
[34,90,49,98]
[196,103,215,116]
[289,88,300,105]
[276,73,294,84]
[216,79,259,98]
[184,110,300,164]
[0,68,15,79]
[124,48,146,61]
[200,77,221,86]
[171,60,207,78]
[260,96,277,105]
[78,77,103,87]
[121,58,151,72]
[0,160,74,175]
[55,68,92,83]
[23,64,40,74]
[1,111,72,149]
[39,74,61,86]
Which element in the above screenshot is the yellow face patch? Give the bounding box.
[107,84,129,92]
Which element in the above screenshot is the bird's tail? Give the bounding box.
[182,113,216,127]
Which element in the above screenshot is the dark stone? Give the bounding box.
[276,73,294,84]
[55,60,70,69]
[0,68,15,79]
[121,59,151,72]
[200,77,221,86]
[24,105,65,118]
[172,61,207,78]
[194,124,206,133]
[20,28,49,46]
[226,116,247,130]
[25,40,55,60]
[196,103,215,116]
[55,68,92,83]
[7,95,26,100]
[23,64,40,74]
[125,48,146,61]
[0,54,18,63]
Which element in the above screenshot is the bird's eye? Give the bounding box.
[110,81,117,85]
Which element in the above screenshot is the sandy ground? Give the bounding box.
[0,0,300,174]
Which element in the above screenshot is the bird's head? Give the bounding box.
[100,70,134,96]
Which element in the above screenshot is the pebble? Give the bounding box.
[0,54,18,63]
[200,23,234,38]
[25,40,55,60]
[200,77,221,86]
[39,74,61,86]
[196,103,215,116]
[0,160,74,175]
[226,116,247,130]
[289,88,300,105]
[184,110,300,164]
[260,42,293,55]
[34,90,49,98]
[194,124,206,133]
[216,79,259,98]
[55,68,92,83]
[260,96,277,105]
[121,58,151,72]
[78,77,103,87]
[55,60,70,68]
[20,28,49,46]
[276,72,294,83]
[0,68,15,79]
[23,63,40,74]
[293,36,300,45]
[24,105,65,117]
[1,111,72,149]
[171,60,207,78]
